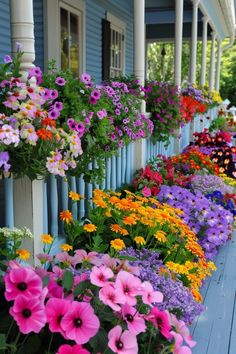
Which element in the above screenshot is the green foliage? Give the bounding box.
[220,41,236,106]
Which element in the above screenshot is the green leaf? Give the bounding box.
[90,329,108,353]
[16,335,41,354]
[62,270,74,292]
[0,334,6,347]
[118,255,137,261]
[73,280,90,297]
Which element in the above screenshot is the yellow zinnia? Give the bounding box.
[69,191,83,201]
[60,243,73,252]
[110,238,126,251]
[83,224,97,232]
[16,249,30,260]
[134,236,146,246]
[60,210,73,224]
[41,234,53,244]
[154,231,167,242]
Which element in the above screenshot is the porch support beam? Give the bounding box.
[209,31,217,90]
[10,0,35,81]
[174,0,184,154]
[200,15,209,86]
[215,38,222,91]
[133,0,146,170]
[190,0,200,83]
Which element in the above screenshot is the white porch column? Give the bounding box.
[209,31,217,90]
[200,15,209,86]
[133,0,146,170]
[10,0,35,81]
[11,1,43,264]
[174,0,184,86]
[174,0,184,154]
[190,0,200,83]
[215,38,222,91]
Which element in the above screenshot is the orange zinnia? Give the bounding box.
[37,128,53,140]
[60,210,73,224]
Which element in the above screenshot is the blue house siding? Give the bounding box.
[33,0,44,70]
[86,0,134,82]
[0,0,11,61]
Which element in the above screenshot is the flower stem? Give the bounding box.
[48,333,54,353]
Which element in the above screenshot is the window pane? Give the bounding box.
[60,8,69,71]
[70,12,79,77]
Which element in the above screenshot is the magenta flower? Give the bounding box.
[115,271,142,306]
[9,295,46,334]
[90,265,114,287]
[45,298,70,336]
[108,325,138,354]
[89,96,97,105]
[54,101,63,111]
[142,186,151,197]
[121,303,146,335]
[99,284,122,311]
[4,267,43,301]
[57,344,90,354]
[170,314,196,348]
[141,281,163,306]
[90,89,101,100]
[48,109,60,119]
[171,331,192,354]
[50,89,59,100]
[81,73,91,84]
[61,301,100,344]
[147,307,172,339]
[55,77,66,86]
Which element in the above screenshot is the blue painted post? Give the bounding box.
[150,142,154,159]
[121,147,126,184]
[130,143,134,180]
[126,144,131,184]
[111,155,117,190]
[61,178,68,211]
[116,148,122,189]
[43,180,48,234]
[70,177,78,219]
[87,162,93,208]
[106,158,111,190]
[146,139,150,162]
[4,177,14,228]
[50,175,58,237]
[78,175,85,219]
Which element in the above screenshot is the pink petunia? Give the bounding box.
[108,325,138,354]
[121,303,146,335]
[9,295,46,334]
[142,186,151,197]
[56,344,90,354]
[45,298,71,336]
[90,265,114,287]
[75,250,100,265]
[171,331,192,354]
[99,284,122,311]
[141,281,163,306]
[4,267,43,301]
[115,271,142,306]
[147,307,172,339]
[170,314,196,348]
[61,301,99,344]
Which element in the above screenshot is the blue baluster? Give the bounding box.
[106,158,111,190]
[70,176,78,219]
[78,175,85,219]
[87,162,93,208]
[111,155,117,190]
[50,175,58,237]
[116,148,122,189]
[121,147,126,184]
[126,144,131,184]
[4,177,14,228]
[146,139,150,162]
[130,143,134,181]
[61,177,68,211]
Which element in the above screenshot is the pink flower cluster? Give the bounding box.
[3,250,196,354]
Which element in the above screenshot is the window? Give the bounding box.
[60,4,82,76]
[44,0,84,77]
[107,13,125,78]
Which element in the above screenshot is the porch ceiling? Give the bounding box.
[145,0,235,41]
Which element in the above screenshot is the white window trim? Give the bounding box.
[44,0,85,74]
[106,12,126,76]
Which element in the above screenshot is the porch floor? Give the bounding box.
[191,233,236,354]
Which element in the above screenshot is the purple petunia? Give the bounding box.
[55,77,66,86]
[4,55,12,64]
